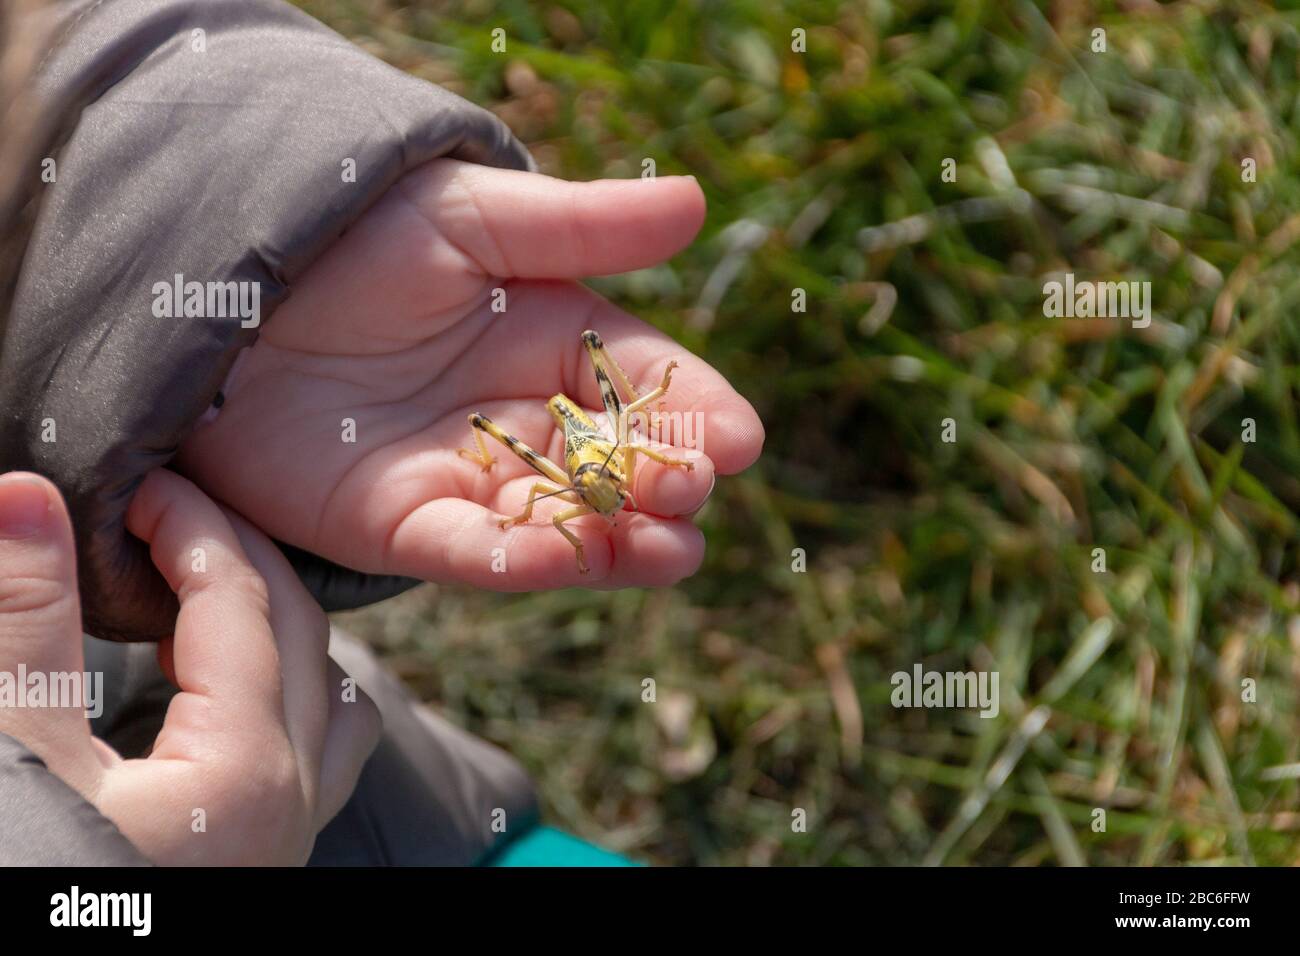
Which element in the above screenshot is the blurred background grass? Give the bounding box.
[301,0,1300,865]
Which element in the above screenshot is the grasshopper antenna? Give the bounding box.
[531,486,575,504]
[598,436,620,477]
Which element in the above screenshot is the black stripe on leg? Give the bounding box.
[594,367,621,412]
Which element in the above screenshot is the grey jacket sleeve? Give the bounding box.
[0,734,149,866]
[0,0,534,642]
[310,630,539,865]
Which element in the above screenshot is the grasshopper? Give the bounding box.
[458,330,694,573]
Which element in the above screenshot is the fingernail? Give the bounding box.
[0,474,52,538]
[683,471,716,517]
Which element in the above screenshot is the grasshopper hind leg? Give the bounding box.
[458,413,570,485]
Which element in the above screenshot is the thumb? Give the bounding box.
[404,161,707,278]
[0,472,99,782]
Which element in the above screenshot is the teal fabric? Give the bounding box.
[484,826,640,867]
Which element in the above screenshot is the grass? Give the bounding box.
[301,0,1300,865]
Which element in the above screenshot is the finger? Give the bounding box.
[125,470,285,747]
[382,496,704,590]
[222,507,332,797]
[626,443,715,518]
[180,391,724,595]
[473,442,717,522]
[444,281,764,476]
[0,473,82,670]
[0,472,100,784]
[600,513,706,588]
[404,159,707,278]
[314,659,381,830]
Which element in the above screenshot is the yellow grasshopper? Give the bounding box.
[458,330,694,573]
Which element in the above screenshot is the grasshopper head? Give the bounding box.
[574,461,626,517]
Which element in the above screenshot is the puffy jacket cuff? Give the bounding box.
[1,0,533,640]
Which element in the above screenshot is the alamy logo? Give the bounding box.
[50,886,151,936]
[620,409,708,456]
[0,666,103,718]
[1042,272,1151,328]
[891,665,1000,718]
[152,273,260,327]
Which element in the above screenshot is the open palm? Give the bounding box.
[176,160,763,590]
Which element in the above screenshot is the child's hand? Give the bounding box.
[177,160,764,589]
[0,470,380,865]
